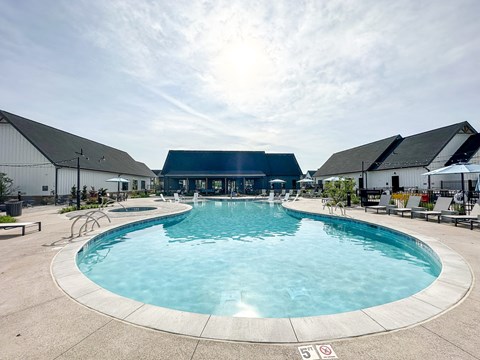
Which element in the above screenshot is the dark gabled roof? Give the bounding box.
[446,133,480,165]
[375,122,477,170]
[1,110,155,177]
[266,153,303,176]
[161,150,302,177]
[152,169,163,177]
[135,162,156,177]
[162,150,269,177]
[313,135,401,177]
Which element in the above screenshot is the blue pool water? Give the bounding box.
[77,201,441,318]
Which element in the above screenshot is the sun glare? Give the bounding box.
[212,38,272,101]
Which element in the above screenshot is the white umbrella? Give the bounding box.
[422,163,480,207]
[323,176,344,182]
[298,178,314,183]
[269,179,286,183]
[106,177,130,183]
[422,163,480,176]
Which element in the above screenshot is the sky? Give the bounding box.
[1,0,479,172]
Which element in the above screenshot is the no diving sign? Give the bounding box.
[316,344,338,359]
[298,344,338,359]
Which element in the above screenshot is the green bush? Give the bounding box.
[0,173,15,203]
[323,178,356,204]
[0,215,16,223]
[59,204,101,214]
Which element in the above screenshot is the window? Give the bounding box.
[195,179,206,189]
[132,180,138,191]
[212,180,222,190]
[122,181,129,191]
[42,185,48,191]
[141,180,146,190]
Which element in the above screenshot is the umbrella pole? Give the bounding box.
[461,173,465,214]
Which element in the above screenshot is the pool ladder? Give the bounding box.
[69,210,111,238]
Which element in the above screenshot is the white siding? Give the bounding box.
[367,168,428,190]
[1,122,153,196]
[429,133,471,170]
[367,133,474,190]
[56,168,153,195]
[0,122,55,196]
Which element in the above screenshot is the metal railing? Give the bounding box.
[69,210,111,238]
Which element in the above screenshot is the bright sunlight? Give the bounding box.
[212,38,273,103]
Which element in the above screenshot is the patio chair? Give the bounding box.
[266,192,274,202]
[291,191,301,202]
[364,194,392,214]
[411,197,452,223]
[192,192,199,202]
[442,203,480,227]
[0,221,41,236]
[282,193,290,202]
[389,195,422,217]
[469,216,480,230]
[173,193,184,202]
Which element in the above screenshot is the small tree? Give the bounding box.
[0,173,15,203]
[81,185,88,201]
[323,178,356,204]
[70,185,77,199]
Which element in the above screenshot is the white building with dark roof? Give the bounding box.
[314,122,479,191]
[0,110,156,199]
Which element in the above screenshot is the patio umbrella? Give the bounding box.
[106,177,130,200]
[323,176,344,182]
[269,179,286,183]
[297,178,314,188]
[269,178,286,190]
[476,174,480,192]
[422,163,480,209]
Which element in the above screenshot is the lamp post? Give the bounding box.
[74,149,90,210]
[76,156,80,210]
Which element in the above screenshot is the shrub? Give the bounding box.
[0,173,15,203]
[323,178,356,204]
[0,215,16,223]
[58,203,101,214]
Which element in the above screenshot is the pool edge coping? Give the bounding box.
[50,202,473,344]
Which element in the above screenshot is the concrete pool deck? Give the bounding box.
[1,197,479,359]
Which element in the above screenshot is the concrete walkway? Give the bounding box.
[1,198,479,359]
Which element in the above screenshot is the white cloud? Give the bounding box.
[1,0,479,170]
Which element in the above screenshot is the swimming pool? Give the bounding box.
[77,201,441,318]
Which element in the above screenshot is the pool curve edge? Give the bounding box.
[51,202,473,343]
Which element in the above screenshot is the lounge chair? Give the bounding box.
[389,195,422,217]
[364,194,391,213]
[282,193,290,202]
[0,221,41,236]
[442,203,480,227]
[160,194,167,202]
[173,193,184,202]
[192,192,199,202]
[411,197,452,223]
[266,192,274,202]
[291,191,301,202]
[469,217,480,230]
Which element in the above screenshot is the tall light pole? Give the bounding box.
[75,149,87,210]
